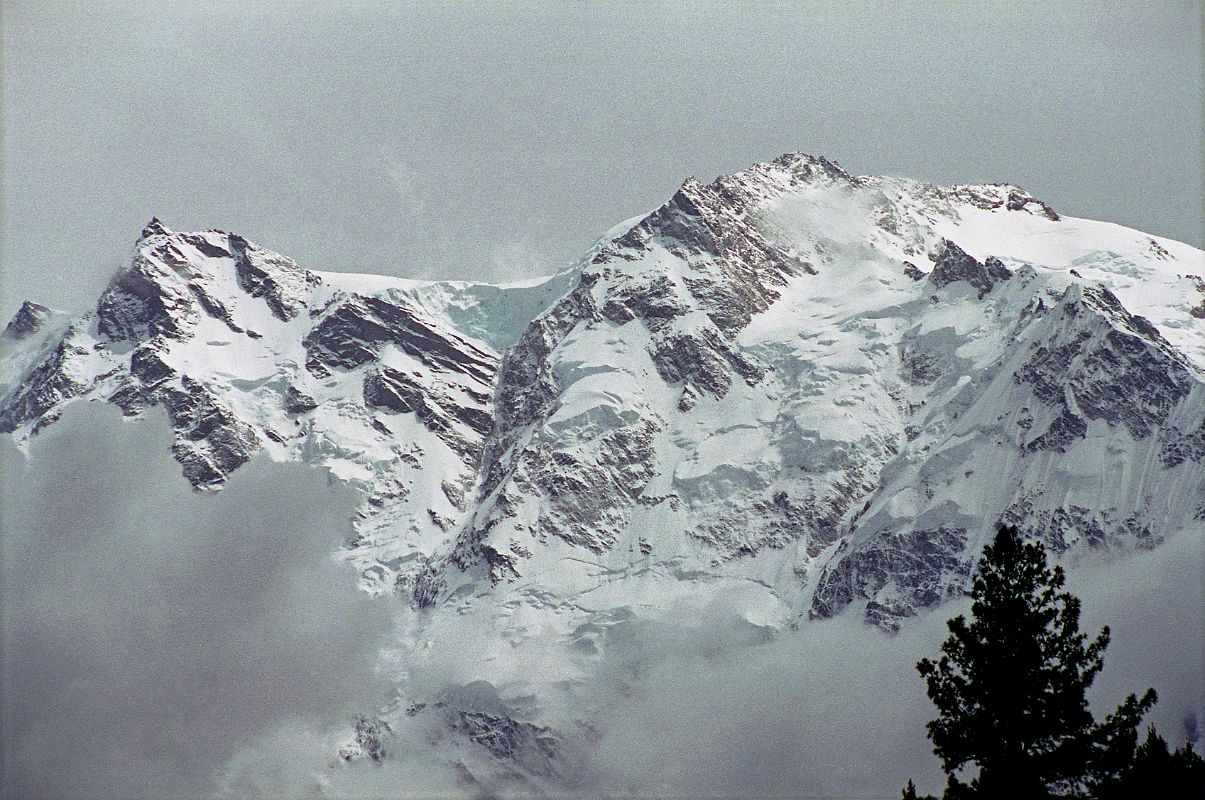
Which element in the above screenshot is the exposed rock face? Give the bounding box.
[811,527,972,632]
[230,234,319,321]
[97,241,201,342]
[338,716,392,765]
[2,154,1202,789]
[447,708,559,777]
[449,682,562,768]
[1024,406,1088,453]
[283,385,318,414]
[3,301,55,340]
[448,711,559,776]
[616,163,814,334]
[1160,420,1205,468]
[997,496,1156,552]
[0,334,91,433]
[1013,283,1194,454]
[926,183,1059,221]
[304,295,496,381]
[1006,188,1060,220]
[927,239,1013,297]
[159,376,263,489]
[363,364,493,465]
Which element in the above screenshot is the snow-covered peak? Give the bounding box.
[139,215,173,240]
[2,154,1202,790]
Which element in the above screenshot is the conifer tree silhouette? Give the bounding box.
[907,526,1162,798]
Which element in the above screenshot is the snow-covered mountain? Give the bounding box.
[4,153,1202,793]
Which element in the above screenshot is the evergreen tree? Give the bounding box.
[901,778,936,800]
[1096,726,1205,799]
[908,526,1158,798]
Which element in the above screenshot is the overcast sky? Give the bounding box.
[2,2,1201,320]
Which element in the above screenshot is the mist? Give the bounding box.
[570,531,1204,798]
[2,405,1200,799]
[1,404,395,800]
[239,531,1203,799]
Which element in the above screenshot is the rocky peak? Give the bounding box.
[927,238,1012,297]
[768,151,857,185]
[3,301,55,340]
[139,216,172,240]
[96,223,329,343]
[96,242,201,342]
[619,174,809,327]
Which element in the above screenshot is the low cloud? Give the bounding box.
[1068,535,1205,748]
[574,612,949,798]
[1,404,395,800]
[572,533,1204,799]
[3,404,1199,799]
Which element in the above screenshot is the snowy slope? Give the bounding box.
[3,154,1202,792]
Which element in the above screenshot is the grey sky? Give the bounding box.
[2,2,1201,322]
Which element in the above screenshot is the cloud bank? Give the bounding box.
[1,404,394,800]
[572,530,1204,799]
[3,404,1199,799]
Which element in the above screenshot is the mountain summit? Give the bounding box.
[3,153,1202,790]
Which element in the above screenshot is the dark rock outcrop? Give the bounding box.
[1015,284,1194,452]
[304,295,496,382]
[651,328,762,399]
[0,335,89,433]
[97,248,200,342]
[156,376,261,489]
[615,165,815,335]
[339,715,392,765]
[810,526,971,632]
[927,239,1012,298]
[364,365,492,464]
[230,234,320,321]
[1005,188,1060,220]
[1025,407,1088,453]
[3,301,54,340]
[284,386,318,414]
[997,497,1157,552]
[439,682,562,777]
[1160,421,1205,467]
